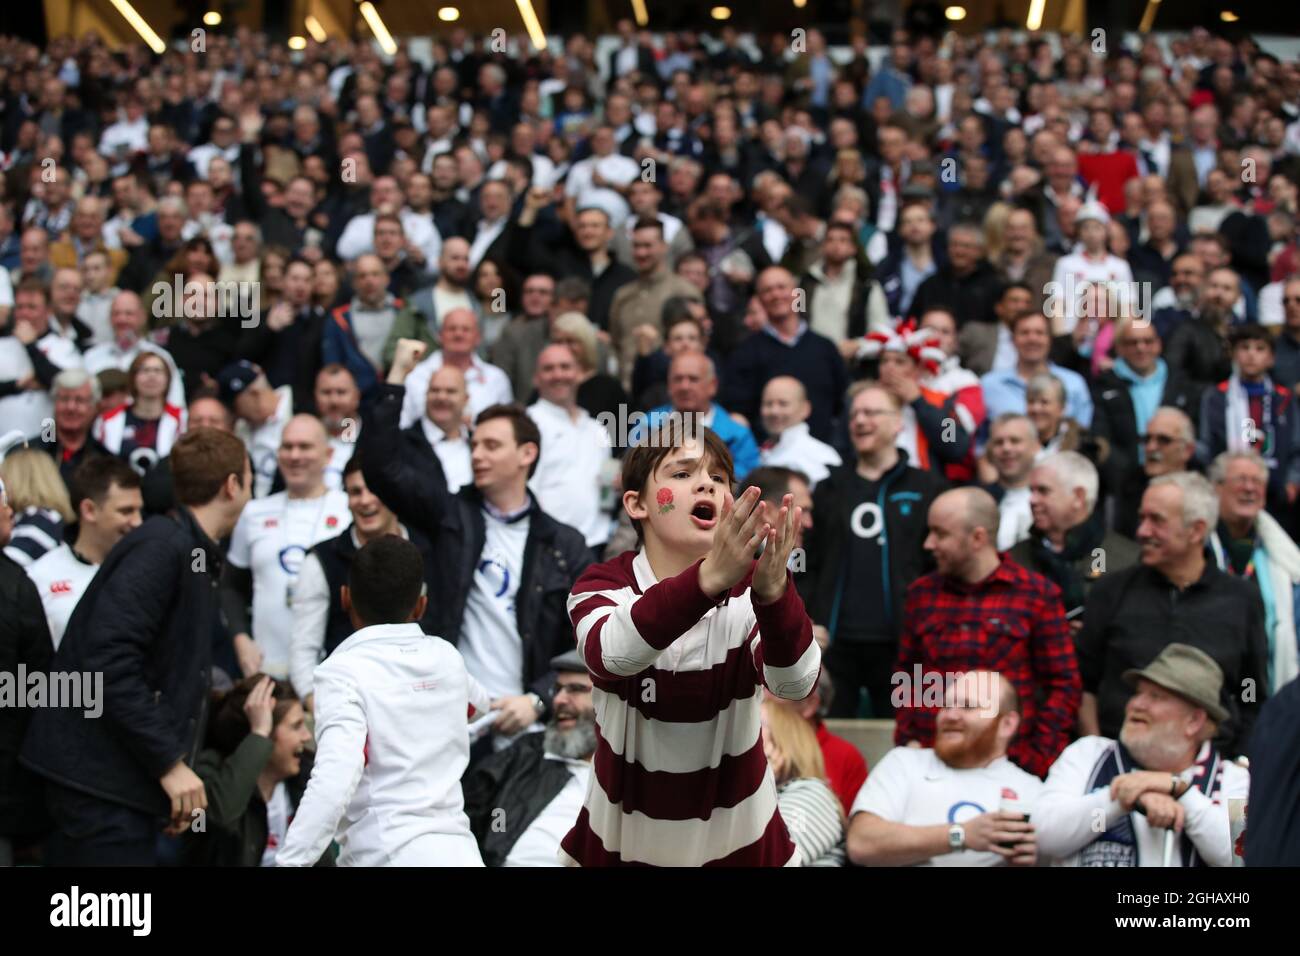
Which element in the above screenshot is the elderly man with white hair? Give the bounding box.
[1035,643,1250,867]
[1010,451,1140,629]
[1207,450,1300,692]
[1078,471,1268,758]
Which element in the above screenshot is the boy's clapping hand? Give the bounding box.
[752,494,801,605]
[698,486,768,599]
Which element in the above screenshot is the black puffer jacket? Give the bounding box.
[0,552,53,838]
[21,507,224,817]
[361,383,592,718]
[462,731,574,867]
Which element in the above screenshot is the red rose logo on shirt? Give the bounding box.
[326,516,339,529]
[656,487,675,514]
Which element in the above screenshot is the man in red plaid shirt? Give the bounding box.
[893,487,1081,778]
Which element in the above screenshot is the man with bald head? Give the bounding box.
[224,413,352,680]
[893,486,1081,778]
[83,290,186,409]
[722,265,847,443]
[759,375,841,487]
[527,344,613,552]
[645,350,759,476]
[322,254,425,397]
[399,307,513,428]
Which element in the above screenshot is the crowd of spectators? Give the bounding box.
[1,18,1298,867]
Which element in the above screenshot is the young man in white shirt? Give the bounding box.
[221,361,293,498]
[527,344,612,552]
[364,339,592,752]
[26,457,142,649]
[1034,644,1249,867]
[224,415,351,680]
[399,308,512,427]
[758,375,841,488]
[277,535,492,867]
[847,671,1042,866]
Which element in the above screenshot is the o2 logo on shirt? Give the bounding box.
[948,801,986,824]
[279,545,308,575]
[128,446,160,476]
[477,557,511,598]
[850,502,884,540]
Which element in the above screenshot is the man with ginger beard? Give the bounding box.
[1034,644,1250,867]
[847,671,1042,867]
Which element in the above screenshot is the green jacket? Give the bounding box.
[381,303,436,369]
[183,734,332,867]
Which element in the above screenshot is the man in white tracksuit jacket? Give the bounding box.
[277,536,492,866]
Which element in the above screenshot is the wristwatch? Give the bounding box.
[948,823,966,852]
[527,692,545,718]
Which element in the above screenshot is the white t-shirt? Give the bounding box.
[503,756,591,867]
[997,486,1033,552]
[400,353,514,428]
[325,435,356,491]
[26,543,97,650]
[527,399,612,547]
[227,489,352,678]
[237,386,294,498]
[458,510,529,700]
[262,781,291,867]
[564,153,640,229]
[419,418,472,493]
[850,746,1044,866]
[0,331,84,439]
[1049,250,1135,334]
[760,422,842,489]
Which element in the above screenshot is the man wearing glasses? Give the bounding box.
[461,650,597,867]
[1091,316,1200,537]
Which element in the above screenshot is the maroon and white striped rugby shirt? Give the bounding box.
[560,549,821,866]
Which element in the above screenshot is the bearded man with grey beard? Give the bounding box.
[1033,643,1251,867]
[461,650,597,866]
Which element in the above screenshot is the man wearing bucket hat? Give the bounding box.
[1033,643,1250,867]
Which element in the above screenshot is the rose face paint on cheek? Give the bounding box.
[656,487,675,514]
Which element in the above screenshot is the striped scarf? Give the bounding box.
[1079,739,1224,867]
